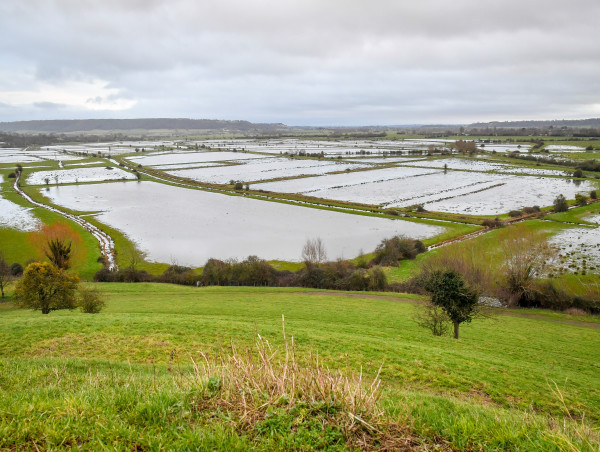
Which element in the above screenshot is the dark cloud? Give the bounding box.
[0,0,599,124]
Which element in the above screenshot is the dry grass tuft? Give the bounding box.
[187,315,438,450]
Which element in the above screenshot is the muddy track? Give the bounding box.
[13,173,117,270]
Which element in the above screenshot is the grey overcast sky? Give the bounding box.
[1,0,599,126]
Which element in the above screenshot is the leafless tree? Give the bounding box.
[500,228,556,306]
[0,252,13,299]
[302,238,327,266]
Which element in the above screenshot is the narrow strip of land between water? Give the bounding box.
[13,173,117,270]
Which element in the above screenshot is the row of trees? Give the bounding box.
[94,235,427,291]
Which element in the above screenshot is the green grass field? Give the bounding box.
[0,284,598,450]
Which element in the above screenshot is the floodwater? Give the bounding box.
[43,181,444,266]
[128,151,265,166]
[165,157,369,184]
[26,166,136,185]
[550,226,600,273]
[399,158,566,176]
[0,194,39,231]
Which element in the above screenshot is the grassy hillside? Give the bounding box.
[0,284,598,450]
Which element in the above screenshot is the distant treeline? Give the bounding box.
[0,132,138,148]
[0,118,287,134]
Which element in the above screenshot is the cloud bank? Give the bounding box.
[1,0,599,125]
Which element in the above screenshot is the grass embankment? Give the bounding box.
[546,202,600,225]
[0,283,598,450]
[1,171,103,279]
[383,219,600,290]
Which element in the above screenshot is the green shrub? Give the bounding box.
[508,210,522,218]
[370,236,425,266]
[522,205,541,214]
[78,287,105,314]
[575,193,588,207]
[482,217,503,228]
[10,262,23,276]
[553,194,568,212]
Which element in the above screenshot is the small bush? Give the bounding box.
[234,182,244,190]
[10,262,23,277]
[482,217,503,228]
[573,169,584,178]
[508,210,522,218]
[413,302,450,336]
[8,172,16,179]
[160,265,198,285]
[553,194,568,212]
[591,190,598,200]
[522,205,541,214]
[78,287,105,313]
[370,236,425,266]
[575,193,588,207]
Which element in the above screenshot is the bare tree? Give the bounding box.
[0,252,13,299]
[302,238,327,266]
[500,228,555,306]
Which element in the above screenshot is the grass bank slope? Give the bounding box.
[0,284,598,450]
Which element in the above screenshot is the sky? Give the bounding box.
[1,0,599,126]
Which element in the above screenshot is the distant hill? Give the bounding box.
[0,118,288,134]
[468,118,600,129]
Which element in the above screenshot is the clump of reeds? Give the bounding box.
[188,315,420,450]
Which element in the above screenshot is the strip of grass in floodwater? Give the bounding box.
[29,208,103,280]
[0,185,103,279]
[0,284,598,450]
[545,201,600,225]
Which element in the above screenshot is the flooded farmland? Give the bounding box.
[43,181,444,266]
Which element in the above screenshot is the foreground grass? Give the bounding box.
[0,284,599,450]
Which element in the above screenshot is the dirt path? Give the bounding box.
[13,173,118,270]
[295,291,600,329]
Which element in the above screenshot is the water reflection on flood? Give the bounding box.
[44,181,444,266]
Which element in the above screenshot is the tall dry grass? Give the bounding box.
[187,315,426,450]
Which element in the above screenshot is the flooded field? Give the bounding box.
[399,158,566,176]
[256,164,593,214]
[424,177,594,215]
[304,171,509,208]
[256,166,440,194]
[165,157,370,184]
[551,226,600,273]
[26,166,136,185]
[477,143,531,153]
[43,181,444,266]
[0,195,39,231]
[5,137,599,268]
[192,138,454,156]
[545,145,586,152]
[128,151,265,167]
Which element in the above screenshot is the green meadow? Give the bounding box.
[0,284,598,450]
